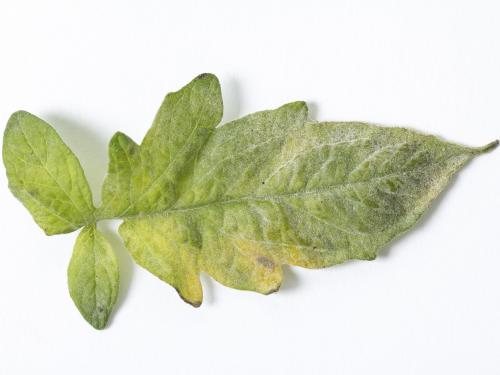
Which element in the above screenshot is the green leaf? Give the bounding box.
[3,111,95,235]
[3,73,497,328]
[68,224,119,329]
[98,73,223,219]
[99,75,498,306]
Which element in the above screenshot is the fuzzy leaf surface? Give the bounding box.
[100,75,497,306]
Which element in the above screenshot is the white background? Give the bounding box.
[1,1,499,374]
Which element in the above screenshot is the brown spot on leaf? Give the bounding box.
[264,284,281,295]
[257,256,275,269]
[175,287,202,308]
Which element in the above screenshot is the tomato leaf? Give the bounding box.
[99,74,498,306]
[3,111,94,234]
[3,73,497,327]
[68,224,119,329]
[98,73,222,219]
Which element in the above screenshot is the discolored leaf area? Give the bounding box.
[99,74,498,306]
[68,224,119,329]
[3,73,497,328]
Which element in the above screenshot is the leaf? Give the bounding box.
[3,111,95,235]
[68,224,119,329]
[2,111,120,329]
[3,73,497,328]
[98,73,222,219]
[98,74,498,306]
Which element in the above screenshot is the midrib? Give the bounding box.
[111,165,433,221]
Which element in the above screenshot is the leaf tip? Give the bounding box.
[6,110,38,128]
[190,301,202,308]
[194,72,218,81]
[291,100,309,113]
[9,109,29,118]
[472,140,499,155]
[175,287,202,308]
[192,72,221,90]
[263,284,281,295]
[5,110,24,130]
[110,131,137,147]
[89,320,108,330]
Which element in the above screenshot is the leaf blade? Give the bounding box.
[99,131,139,218]
[3,111,95,234]
[68,224,119,330]
[118,101,496,305]
[98,73,223,219]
